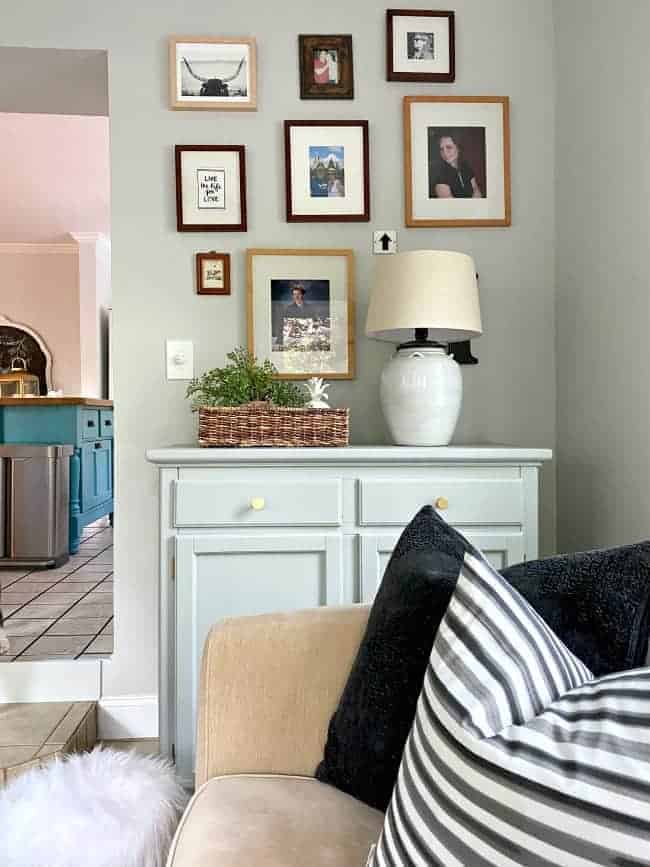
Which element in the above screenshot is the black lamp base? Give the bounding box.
[396,327,445,353]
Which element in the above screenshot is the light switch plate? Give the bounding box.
[166,340,194,381]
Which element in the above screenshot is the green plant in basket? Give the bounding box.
[186,347,307,409]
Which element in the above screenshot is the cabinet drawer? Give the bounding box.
[174,479,342,527]
[80,409,100,441]
[359,478,524,526]
[99,410,114,438]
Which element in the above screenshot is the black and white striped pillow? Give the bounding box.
[369,550,650,867]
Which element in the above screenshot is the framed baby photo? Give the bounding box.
[247,248,355,379]
[404,95,511,227]
[196,252,231,295]
[175,145,247,232]
[386,10,455,82]
[299,35,354,99]
[284,120,370,222]
[169,36,257,110]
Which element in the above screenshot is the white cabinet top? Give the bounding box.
[146,445,552,466]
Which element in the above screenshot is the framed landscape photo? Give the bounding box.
[196,252,231,295]
[284,120,370,222]
[169,36,257,110]
[247,248,355,379]
[404,95,511,227]
[299,34,354,99]
[387,10,455,82]
[175,145,247,232]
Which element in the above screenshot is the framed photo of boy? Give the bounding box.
[247,248,355,379]
[299,35,354,99]
[196,252,231,295]
[386,10,455,82]
[169,36,257,110]
[284,120,370,222]
[404,95,511,228]
[175,145,247,232]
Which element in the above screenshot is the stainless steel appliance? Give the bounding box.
[0,444,74,568]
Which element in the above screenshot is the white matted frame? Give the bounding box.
[387,9,455,82]
[175,145,247,232]
[247,248,355,380]
[169,36,257,111]
[404,95,511,228]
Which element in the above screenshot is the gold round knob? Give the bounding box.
[250,497,266,511]
[434,496,449,511]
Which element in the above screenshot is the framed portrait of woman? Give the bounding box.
[386,10,455,82]
[404,95,511,228]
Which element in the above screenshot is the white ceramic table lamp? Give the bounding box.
[366,250,482,445]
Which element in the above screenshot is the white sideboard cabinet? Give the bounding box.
[146,445,552,786]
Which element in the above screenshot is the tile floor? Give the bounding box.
[0,520,113,662]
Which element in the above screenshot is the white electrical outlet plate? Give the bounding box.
[166,339,194,381]
[373,230,398,254]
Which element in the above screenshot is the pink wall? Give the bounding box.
[0,113,110,242]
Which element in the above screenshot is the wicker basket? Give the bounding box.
[198,401,349,447]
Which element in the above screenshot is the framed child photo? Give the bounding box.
[299,35,354,99]
[247,248,355,379]
[386,9,455,82]
[175,145,247,232]
[196,252,231,295]
[404,95,511,227]
[284,119,370,222]
[169,36,257,110]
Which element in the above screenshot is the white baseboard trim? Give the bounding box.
[0,660,101,703]
[97,694,159,740]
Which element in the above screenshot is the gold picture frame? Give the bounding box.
[247,248,355,380]
[169,36,257,111]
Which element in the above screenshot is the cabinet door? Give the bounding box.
[359,532,526,604]
[174,533,344,785]
[80,441,112,512]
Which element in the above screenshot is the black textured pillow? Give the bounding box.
[315,506,473,810]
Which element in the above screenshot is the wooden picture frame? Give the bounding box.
[386,9,455,82]
[169,36,257,111]
[404,95,511,228]
[284,119,370,222]
[175,145,247,232]
[196,252,231,295]
[247,248,355,380]
[299,35,354,99]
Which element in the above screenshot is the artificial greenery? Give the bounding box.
[186,347,308,409]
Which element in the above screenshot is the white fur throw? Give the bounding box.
[0,747,189,867]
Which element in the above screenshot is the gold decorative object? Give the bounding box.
[0,358,40,398]
[250,497,266,511]
[434,496,449,511]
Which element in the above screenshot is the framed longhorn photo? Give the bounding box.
[169,36,257,110]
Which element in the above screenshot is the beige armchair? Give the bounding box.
[167,605,384,867]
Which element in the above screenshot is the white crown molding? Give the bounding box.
[66,232,110,245]
[98,695,159,739]
[0,242,77,254]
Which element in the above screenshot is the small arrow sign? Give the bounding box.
[373,230,397,254]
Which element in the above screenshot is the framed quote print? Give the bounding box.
[284,120,370,222]
[169,36,257,110]
[387,10,455,82]
[196,252,231,295]
[299,34,354,99]
[247,248,355,380]
[175,145,247,232]
[404,96,511,227]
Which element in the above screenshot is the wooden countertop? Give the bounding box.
[0,397,113,407]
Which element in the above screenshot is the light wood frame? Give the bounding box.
[246,248,355,380]
[404,95,511,228]
[169,36,257,111]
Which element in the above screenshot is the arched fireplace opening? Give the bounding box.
[0,315,54,395]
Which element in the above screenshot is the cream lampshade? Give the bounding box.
[366,250,482,445]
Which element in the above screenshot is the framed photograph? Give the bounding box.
[196,252,231,295]
[299,35,354,99]
[247,248,355,379]
[386,10,455,82]
[404,95,511,227]
[175,145,247,232]
[169,36,257,110]
[284,120,370,222]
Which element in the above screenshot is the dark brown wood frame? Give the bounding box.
[386,9,455,82]
[175,145,247,232]
[196,252,231,295]
[284,120,370,223]
[299,35,354,99]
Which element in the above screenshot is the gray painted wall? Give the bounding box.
[555,0,650,552]
[1,0,556,703]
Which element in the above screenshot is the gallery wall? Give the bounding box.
[1,0,556,713]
